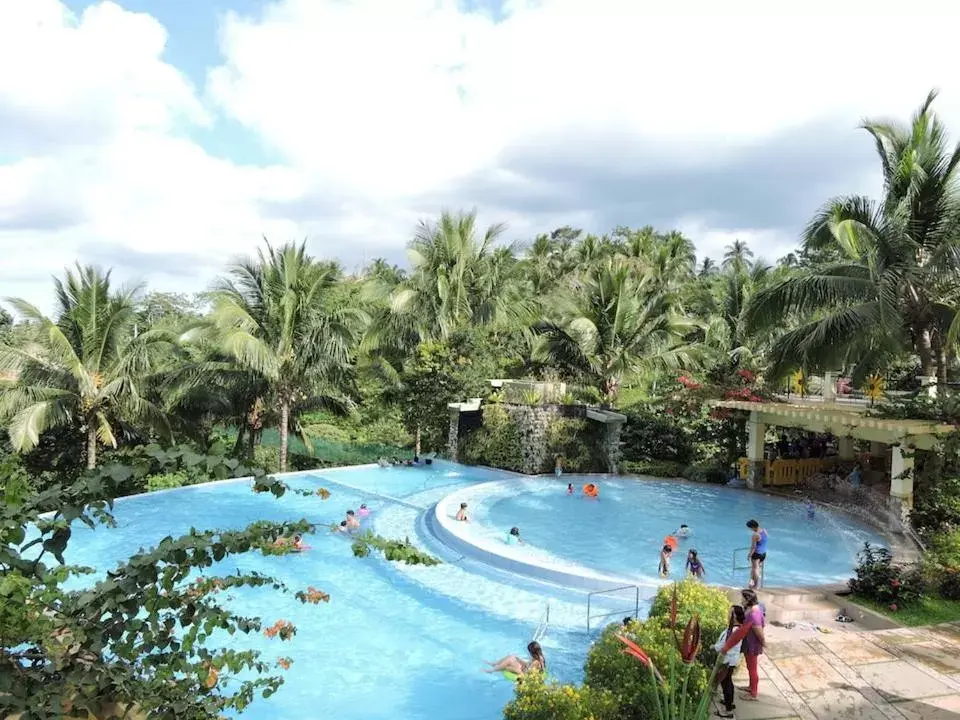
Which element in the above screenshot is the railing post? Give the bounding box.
[587,594,591,633]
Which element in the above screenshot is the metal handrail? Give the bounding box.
[732,546,765,588]
[586,584,641,633]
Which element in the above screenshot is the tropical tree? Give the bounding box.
[703,257,775,369]
[746,91,960,382]
[0,265,172,468]
[533,258,698,403]
[209,241,361,472]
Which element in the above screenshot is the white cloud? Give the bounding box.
[3,0,960,312]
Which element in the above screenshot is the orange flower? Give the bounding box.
[204,663,219,689]
[616,634,651,666]
[277,657,293,670]
[304,586,330,604]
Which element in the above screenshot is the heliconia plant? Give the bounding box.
[616,585,724,720]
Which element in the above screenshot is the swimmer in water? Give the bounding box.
[484,641,545,677]
[659,544,673,577]
[566,482,574,495]
[806,499,815,520]
[455,502,469,522]
[345,510,360,531]
[505,527,524,545]
[686,549,705,578]
[676,524,690,538]
[357,503,370,519]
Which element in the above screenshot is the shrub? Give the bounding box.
[621,409,694,465]
[145,471,189,492]
[253,444,280,473]
[681,462,729,485]
[647,578,730,665]
[849,543,924,608]
[621,460,686,478]
[459,404,524,472]
[584,621,709,720]
[546,417,605,473]
[938,567,960,601]
[503,674,618,720]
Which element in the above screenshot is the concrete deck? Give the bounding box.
[720,621,960,719]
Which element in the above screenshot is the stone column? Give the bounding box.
[745,411,767,490]
[837,436,855,460]
[889,444,914,527]
[604,420,625,474]
[919,375,938,398]
[823,372,836,402]
[447,407,460,461]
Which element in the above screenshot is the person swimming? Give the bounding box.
[357,503,370,519]
[345,510,360,531]
[455,502,469,522]
[676,524,691,538]
[333,520,348,533]
[566,482,574,495]
[425,458,433,465]
[484,641,545,678]
[806,499,815,520]
[686,549,705,578]
[659,544,673,577]
[505,527,524,545]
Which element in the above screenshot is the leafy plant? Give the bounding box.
[459,403,524,472]
[849,542,924,609]
[648,578,730,666]
[503,674,618,720]
[621,409,694,465]
[350,531,441,566]
[146,470,190,492]
[620,460,686,478]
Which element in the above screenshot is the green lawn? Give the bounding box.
[851,594,960,627]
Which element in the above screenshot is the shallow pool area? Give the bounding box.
[61,463,888,719]
[475,476,886,587]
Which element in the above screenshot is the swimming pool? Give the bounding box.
[61,464,592,720]
[473,476,886,587]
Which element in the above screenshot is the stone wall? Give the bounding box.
[502,403,561,475]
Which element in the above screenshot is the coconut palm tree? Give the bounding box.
[533,257,698,403]
[746,91,960,381]
[209,241,362,472]
[0,265,172,468]
[704,258,775,368]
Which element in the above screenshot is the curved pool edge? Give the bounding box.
[432,478,647,592]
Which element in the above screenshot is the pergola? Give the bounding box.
[713,398,955,522]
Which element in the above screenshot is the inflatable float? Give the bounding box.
[583,483,599,498]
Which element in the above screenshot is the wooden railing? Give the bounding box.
[738,457,838,487]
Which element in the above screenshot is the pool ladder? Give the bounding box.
[586,584,643,633]
[732,546,765,588]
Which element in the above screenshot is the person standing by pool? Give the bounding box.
[658,543,673,577]
[555,455,563,478]
[847,462,862,490]
[713,604,746,717]
[721,589,765,702]
[746,519,767,589]
[685,549,704,578]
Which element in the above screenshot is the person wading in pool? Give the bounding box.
[746,519,768,588]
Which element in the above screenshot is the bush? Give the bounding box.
[459,404,524,472]
[145,471,189,492]
[681,462,729,485]
[545,417,606,473]
[849,543,924,608]
[504,674,618,720]
[253,444,280,473]
[647,578,730,665]
[621,409,694,465]
[584,621,709,720]
[621,460,686,478]
[938,567,960,601]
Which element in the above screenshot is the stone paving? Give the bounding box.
[719,621,960,719]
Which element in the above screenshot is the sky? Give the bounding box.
[2,0,960,314]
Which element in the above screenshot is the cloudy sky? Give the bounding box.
[2,0,959,313]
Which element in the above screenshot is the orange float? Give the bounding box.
[583,483,599,497]
[663,535,679,549]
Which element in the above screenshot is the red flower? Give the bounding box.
[891,579,901,589]
[737,369,756,382]
[678,615,702,664]
[889,603,898,611]
[616,634,651,667]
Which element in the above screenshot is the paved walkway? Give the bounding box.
[724,621,960,719]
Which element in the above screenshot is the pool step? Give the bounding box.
[725,585,846,625]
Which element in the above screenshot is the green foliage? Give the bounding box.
[621,408,694,465]
[545,416,605,473]
[849,543,924,609]
[681,462,730,485]
[620,460,686,478]
[0,456,327,719]
[460,404,524,472]
[907,431,960,539]
[648,578,731,665]
[350,531,441,566]
[503,674,618,720]
[583,621,710,720]
[146,470,190,492]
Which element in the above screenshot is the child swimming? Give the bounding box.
[658,544,673,577]
[686,549,705,578]
[566,482,574,495]
[505,527,524,545]
[345,510,360,531]
[676,524,691,538]
[357,503,371,519]
[455,502,469,522]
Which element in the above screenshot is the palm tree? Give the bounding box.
[209,241,361,472]
[746,91,960,382]
[533,258,698,403]
[704,260,774,368]
[0,265,171,468]
[722,240,754,272]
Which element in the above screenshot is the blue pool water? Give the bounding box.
[482,476,886,587]
[61,465,589,720]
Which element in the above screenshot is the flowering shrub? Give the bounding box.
[849,543,923,607]
[648,578,730,665]
[503,675,618,720]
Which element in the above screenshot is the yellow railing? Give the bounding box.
[738,457,836,486]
